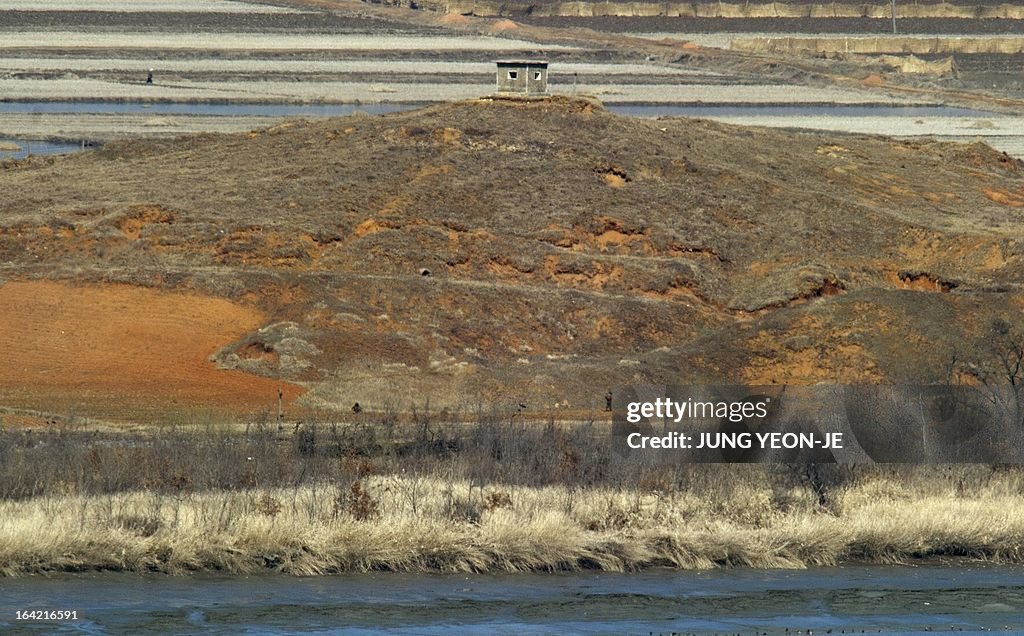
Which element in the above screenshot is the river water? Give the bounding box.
[1,565,1022,635]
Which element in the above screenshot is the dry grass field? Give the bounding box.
[2,467,1021,575]
[0,417,1021,575]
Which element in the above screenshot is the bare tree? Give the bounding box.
[946,318,1024,459]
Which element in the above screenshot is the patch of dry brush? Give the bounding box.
[3,418,1022,575]
[2,470,1023,576]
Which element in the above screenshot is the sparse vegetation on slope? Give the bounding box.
[3,98,1024,419]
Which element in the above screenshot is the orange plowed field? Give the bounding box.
[0,280,301,422]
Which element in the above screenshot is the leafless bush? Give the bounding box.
[110,513,161,537]
[4,411,1006,515]
[256,494,283,518]
[445,492,481,525]
[339,480,379,521]
[294,425,317,457]
[483,490,513,511]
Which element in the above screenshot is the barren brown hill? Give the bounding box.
[3,96,1024,422]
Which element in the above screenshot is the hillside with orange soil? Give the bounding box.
[0,281,301,423]
[3,97,1024,422]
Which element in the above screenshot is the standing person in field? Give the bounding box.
[146,68,153,85]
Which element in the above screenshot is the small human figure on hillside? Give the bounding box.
[146,69,153,85]
[604,390,613,412]
[352,402,362,414]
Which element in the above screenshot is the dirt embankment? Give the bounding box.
[367,0,1024,19]
[3,97,1024,420]
[733,36,1024,55]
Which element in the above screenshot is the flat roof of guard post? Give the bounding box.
[495,60,549,67]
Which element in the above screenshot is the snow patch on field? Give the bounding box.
[0,32,579,52]
[0,58,706,77]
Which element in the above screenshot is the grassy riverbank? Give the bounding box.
[2,479,1023,576]
[1,426,1022,575]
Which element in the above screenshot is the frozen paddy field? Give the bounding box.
[0,32,580,52]
[0,59,702,77]
[2,0,1022,159]
[0,0,694,137]
[0,78,913,105]
[0,0,682,94]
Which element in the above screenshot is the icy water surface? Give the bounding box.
[1,565,1023,634]
[0,137,89,159]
